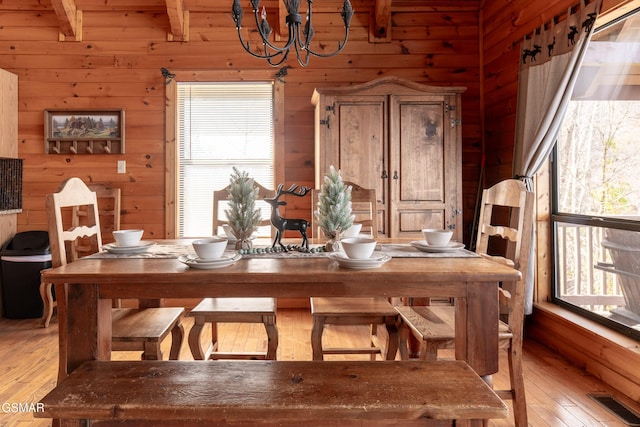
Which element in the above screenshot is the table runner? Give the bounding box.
[87,242,479,260]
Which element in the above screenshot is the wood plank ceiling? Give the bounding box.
[45,0,481,43]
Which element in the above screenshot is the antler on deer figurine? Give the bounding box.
[265,184,311,251]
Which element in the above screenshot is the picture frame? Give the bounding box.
[44,109,125,154]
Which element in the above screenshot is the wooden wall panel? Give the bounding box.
[0,3,481,242]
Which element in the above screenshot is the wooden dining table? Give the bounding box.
[42,239,521,382]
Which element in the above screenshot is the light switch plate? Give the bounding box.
[117,160,126,174]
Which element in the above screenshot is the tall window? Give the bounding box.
[553,10,640,339]
[177,82,274,237]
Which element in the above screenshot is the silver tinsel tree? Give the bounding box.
[315,166,354,249]
[225,167,261,249]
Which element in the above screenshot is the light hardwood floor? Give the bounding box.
[0,308,639,427]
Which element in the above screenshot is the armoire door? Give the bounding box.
[320,95,389,236]
[389,94,462,238]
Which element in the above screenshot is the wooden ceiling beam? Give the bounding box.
[277,1,287,41]
[51,0,82,42]
[371,0,392,43]
[166,0,189,41]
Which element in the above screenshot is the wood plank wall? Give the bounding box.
[0,0,483,244]
[0,0,631,241]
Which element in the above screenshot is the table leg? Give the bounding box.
[456,281,499,377]
[59,283,111,382]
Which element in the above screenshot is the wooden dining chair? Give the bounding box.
[310,182,399,361]
[187,181,278,360]
[395,178,534,427]
[41,183,122,327]
[311,181,378,239]
[45,177,185,361]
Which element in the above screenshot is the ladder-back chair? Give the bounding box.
[310,182,399,361]
[211,180,273,238]
[395,179,534,427]
[187,181,278,360]
[311,181,378,239]
[41,183,122,326]
[45,178,185,364]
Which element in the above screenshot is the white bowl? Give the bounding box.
[422,229,453,247]
[112,229,144,247]
[343,223,363,238]
[192,237,228,260]
[341,237,377,259]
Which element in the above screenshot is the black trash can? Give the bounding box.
[1,231,52,319]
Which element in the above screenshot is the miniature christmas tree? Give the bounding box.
[315,165,355,250]
[225,167,261,249]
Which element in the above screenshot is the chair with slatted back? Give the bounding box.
[41,184,124,326]
[311,181,378,239]
[45,177,185,361]
[395,179,534,427]
[41,183,123,327]
[309,182,399,361]
[187,181,278,360]
[40,184,122,328]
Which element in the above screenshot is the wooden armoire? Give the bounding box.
[312,77,465,240]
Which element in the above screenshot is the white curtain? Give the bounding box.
[512,0,602,314]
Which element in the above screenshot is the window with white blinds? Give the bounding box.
[177,82,274,237]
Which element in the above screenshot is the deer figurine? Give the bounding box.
[265,184,311,250]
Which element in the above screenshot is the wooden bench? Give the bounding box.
[36,360,508,427]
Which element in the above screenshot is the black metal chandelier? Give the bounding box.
[231,0,354,67]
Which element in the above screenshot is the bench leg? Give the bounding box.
[263,314,278,360]
[169,321,184,360]
[397,321,411,360]
[384,317,399,360]
[142,341,162,360]
[188,316,206,360]
[311,316,325,361]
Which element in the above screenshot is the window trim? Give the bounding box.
[164,71,285,239]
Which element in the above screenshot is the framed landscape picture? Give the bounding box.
[44,109,125,154]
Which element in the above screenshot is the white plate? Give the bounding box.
[410,241,465,253]
[329,252,391,269]
[184,252,239,264]
[178,253,242,269]
[103,241,156,254]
